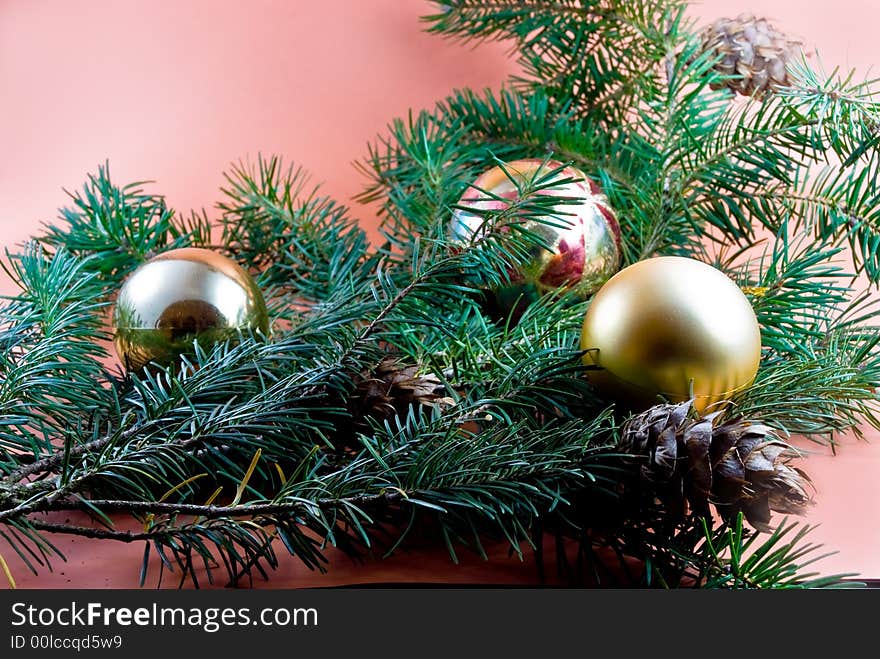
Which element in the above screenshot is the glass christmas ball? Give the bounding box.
[451,158,622,299]
[113,248,269,371]
[580,256,761,413]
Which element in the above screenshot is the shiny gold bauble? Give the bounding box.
[580,256,761,413]
[113,248,269,371]
[451,158,622,300]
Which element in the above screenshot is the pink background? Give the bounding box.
[1,0,879,586]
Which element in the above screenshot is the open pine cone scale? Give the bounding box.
[352,357,456,423]
[621,401,813,531]
[700,14,804,98]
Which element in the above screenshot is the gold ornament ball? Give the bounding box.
[580,256,761,413]
[113,248,269,371]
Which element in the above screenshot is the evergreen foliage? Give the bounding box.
[1,0,877,588]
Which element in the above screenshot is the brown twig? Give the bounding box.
[4,423,148,485]
[3,491,404,524]
[28,519,154,543]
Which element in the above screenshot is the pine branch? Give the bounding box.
[425,0,686,125]
[218,156,376,309]
[15,496,400,520]
[39,163,209,286]
[729,225,853,351]
[696,515,858,589]
[28,520,154,543]
[1,246,118,459]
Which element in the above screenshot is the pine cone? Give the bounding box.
[352,357,455,423]
[700,14,803,98]
[620,401,813,531]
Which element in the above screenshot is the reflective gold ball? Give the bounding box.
[113,248,269,371]
[580,256,761,413]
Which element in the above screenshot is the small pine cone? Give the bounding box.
[352,357,455,423]
[620,401,813,531]
[700,14,803,98]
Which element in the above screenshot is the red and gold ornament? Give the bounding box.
[451,158,622,303]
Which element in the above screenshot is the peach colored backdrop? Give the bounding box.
[1,0,879,586]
